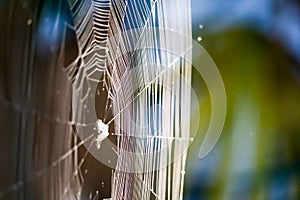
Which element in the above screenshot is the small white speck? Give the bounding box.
[197,36,202,42]
[199,24,204,29]
[27,19,32,26]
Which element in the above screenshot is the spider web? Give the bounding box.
[0,0,192,199]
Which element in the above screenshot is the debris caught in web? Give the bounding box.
[95,119,109,149]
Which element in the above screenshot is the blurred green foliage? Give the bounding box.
[185,27,300,199]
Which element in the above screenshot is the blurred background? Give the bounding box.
[184,0,300,199]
